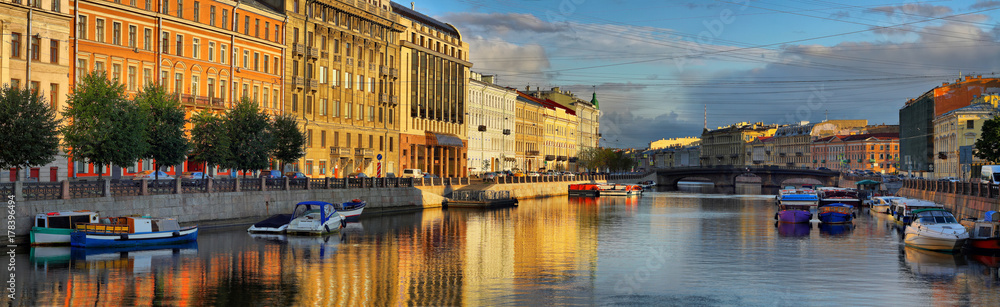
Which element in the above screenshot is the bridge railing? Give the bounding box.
[902,179,1000,199]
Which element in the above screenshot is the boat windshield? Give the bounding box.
[917,211,958,224]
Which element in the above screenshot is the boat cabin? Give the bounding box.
[34,211,99,230]
[78,216,183,234]
[912,208,958,225]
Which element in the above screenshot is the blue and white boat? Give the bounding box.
[336,199,366,220]
[818,203,855,224]
[285,201,345,235]
[70,216,198,248]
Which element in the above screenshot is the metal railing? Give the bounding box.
[241,178,261,191]
[23,182,63,201]
[265,178,284,190]
[902,179,1000,199]
[148,180,175,195]
[110,180,141,196]
[289,178,307,190]
[69,181,103,199]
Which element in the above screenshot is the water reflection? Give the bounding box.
[818,223,854,237]
[776,223,811,237]
[901,246,967,281]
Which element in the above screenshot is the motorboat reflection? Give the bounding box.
[901,246,967,281]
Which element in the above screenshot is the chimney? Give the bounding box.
[526,85,530,91]
[552,87,560,93]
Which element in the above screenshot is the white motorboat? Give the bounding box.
[285,201,345,235]
[247,214,293,233]
[869,196,904,215]
[904,208,969,252]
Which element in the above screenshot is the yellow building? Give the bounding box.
[523,87,600,171]
[284,0,404,178]
[650,137,700,150]
[515,92,544,172]
[933,98,998,179]
[395,2,470,178]
[700,122,778,167]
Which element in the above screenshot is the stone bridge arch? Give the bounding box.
[656,167,839,187]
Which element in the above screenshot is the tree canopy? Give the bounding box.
[226,98,273,177]
[0,85,61,181]
[975,115,1000,163]
[270,113,306,172]
[190,110,233,176]
[135,84,189,180]
[61,71,149,178]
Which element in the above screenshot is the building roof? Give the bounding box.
[391,2,461,38]
[940,103,997,117]
[516,90,576,115]
[840,133,899,142]
[591,92,600,109]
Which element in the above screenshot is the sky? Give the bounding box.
[404,0,1000,148]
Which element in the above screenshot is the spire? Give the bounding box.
[704,105,707,131]
[590,86,600,109]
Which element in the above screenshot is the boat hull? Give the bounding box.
[247,214,293,233]
[70,227,199,248]
[870,205,891,215]
[777,210,812,223]
[819,212,853,224]
[966,238,1000,252]
[568,189,599,197]
[30,227,74,245]
[338,208,364,219]
[904,229,967,251]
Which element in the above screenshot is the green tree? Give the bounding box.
[226,97,273,178]
[135,84,189,180]
[976,115,1000,163]
[0,85,61,181]
[190,111,233,177]
[270,113,306,173]
[61,71,149,179]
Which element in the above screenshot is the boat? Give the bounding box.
[70,216,198,248]
[637,180,656,189]
[961,211,1000,252]
[336,199,366,219]
[889,198,944,225]
[568,183,602,197]
[598,184,643,196]
[30,210,100,245]
[903,208,969,252]
[869,196,903,215]
[285,201,345,235]
[816,187,861,208]
[775,193,818,223]
[817,203,855,224]
[247,214,294,234]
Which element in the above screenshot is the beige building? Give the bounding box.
[395,2,470,178]
[700,122,778,167]
[933,98,998,179]
[515,92,544,172]
[769,120,867,168]
[650,137,700,150]
[284,0,404,177]
[749,136,774,165]
[467,72,516,174]
[1,0,72,182]
[523,87,599,171]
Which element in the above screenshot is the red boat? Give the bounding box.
[568,183,601,197]
[961,211,1000,252]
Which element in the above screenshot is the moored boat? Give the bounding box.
[870,196,903,215]
[598,184,643,196]
[30,210,100,245]
[285,201,345,235]
[818,203,855,224]
[817,187,861,208]
[70,216,198,248]
[961,211,1000,252]
[336,199,366,220]
[775,193,818,224]
[890,198,943,225]
[247,214,293,233]
[903,208,969,252]
[637,181,656,189]
[568,183,601,197]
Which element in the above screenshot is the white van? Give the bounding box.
[402,169,423,178]
[981,165,1000,184]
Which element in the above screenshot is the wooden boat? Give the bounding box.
[816,187,861,208]
[961,211,1000,252]
[889,198,943,225]
[818,203,855,224]
[285,201,345,235]
[70,216,198,248]
[775,193,817,223]
[30,210,100,245]
[598,184,642,196]
[336,199,366,219]
[904,208,969,252]
[568,183,601,197]
[870,196,903,215]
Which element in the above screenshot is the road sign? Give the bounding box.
[377,154,383,161]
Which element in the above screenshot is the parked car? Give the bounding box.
[132,170,174,180]
[527,172,541,177]
[481,172,498,180]
[347,172,369,178]
[423,173,439,178]
[563,172,576,177]
[817,167,830,171]
[385,173,396,178]
[260,170,284,179]
[284,172,308,179]
[401,169,423,178]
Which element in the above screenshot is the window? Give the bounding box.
[127,25,136,47]
[253,52,259,70]
[252,85,259,103]
[368,106,374,121]
[272,89,278,108]
[331,69,338,86]
[10,32,21,59]
[194,2,200,21]
[263,55,269,73]
[161,31,169,53]
[222,9,228,30]
[177,0,183,18]
[49,40,58,63]
[968,120,975,129]
[30,36,40,61]
[112,63,121,81]
[210,6,216,27]
[162,0,169,13]
[51,0,60,12]
[319,160,326,175]
[94,62,105,72]
[243,16,249,35]
[275,26,280,42]
[320,98,327,115]
[128,66,136,91]
[357,74,363,91]
[220,82,226,101]
[220,44,227,64]
[243,50,249,68]
[242,83,248,100]
[254,19,259,37]
[192,38,200,59]
[307,131,313,148]
[356,104,362,120]
[145,0,150,10]
[265,22,270,40]
[176,34,183,56]
[77,16,87,40]
[96,19,105,42]
[208,78,215,98]
[319,66,327,83]
[305,160,313,175]
[292,94,298,111]
[75,59,86,81]
[192,76,200,96]
[306,96,313,113]
[344,72,351,88]
[208,42,215,61]
[174,72,182,93]
[346,103,352,118]
[368,77,374,93]
[143,28,151,50]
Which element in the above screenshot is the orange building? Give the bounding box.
[812,133,899,173]
[931,76,1000,117]
[69,0,286,178]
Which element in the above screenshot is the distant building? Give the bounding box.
[812,133,899,173]
[523,86,601,171]
[515,92,545,172]
[649,137,700,150]
[700,122,779,167]
[932,99,998,179]
[749,137,774,165]
[771,120,868,168]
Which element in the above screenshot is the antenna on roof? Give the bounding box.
[704,105,707,131]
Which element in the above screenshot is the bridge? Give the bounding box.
[654,166,840,187]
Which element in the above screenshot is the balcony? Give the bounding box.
[389,68,398,78]
[380,65,389,76]
[526,150,539,156]
[293,77,304,88]
[307,47,319,59]
[379,93,388,104]
[308,79,318,88]
[330,147,351,157]
[355,148,374,158]
[545,155,555,161]
[210,97,225,107]
[557,156,567,161]
[293,43,305,56]
[389,96,398,105]
[346,58,353,66]
[321,51,329,59]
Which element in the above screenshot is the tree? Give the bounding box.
[226,97,273,178]
[976,115,1000,163]
[61,71,149,179]
[190,111,233,177]
[135,84,189,180]
[270,113,306,173]
[0,85,61,181]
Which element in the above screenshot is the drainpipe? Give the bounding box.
[74,0,79,83]
[26,8,31,84]
[230,2,240,107]
[281,14,287,114]
[156,0,162,86]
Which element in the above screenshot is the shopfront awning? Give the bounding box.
[427,132,464,147]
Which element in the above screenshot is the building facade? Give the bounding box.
[933,100,998,179]
[649,137,699,150]
[523,86,598,171]
[841,134,899,174]
[284,0,403,178]
[749,136,773,165]
[700,122,777,167]
[2,0,73,182]
[515,92,544,172]
[811,136,844,170]
[467,72,516,174]
[395,1,470,178]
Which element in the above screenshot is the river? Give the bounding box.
[9,185,1000,306]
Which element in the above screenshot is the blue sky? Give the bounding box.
[404,0,1000,148]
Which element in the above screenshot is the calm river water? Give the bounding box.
[10,185,1000,306]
